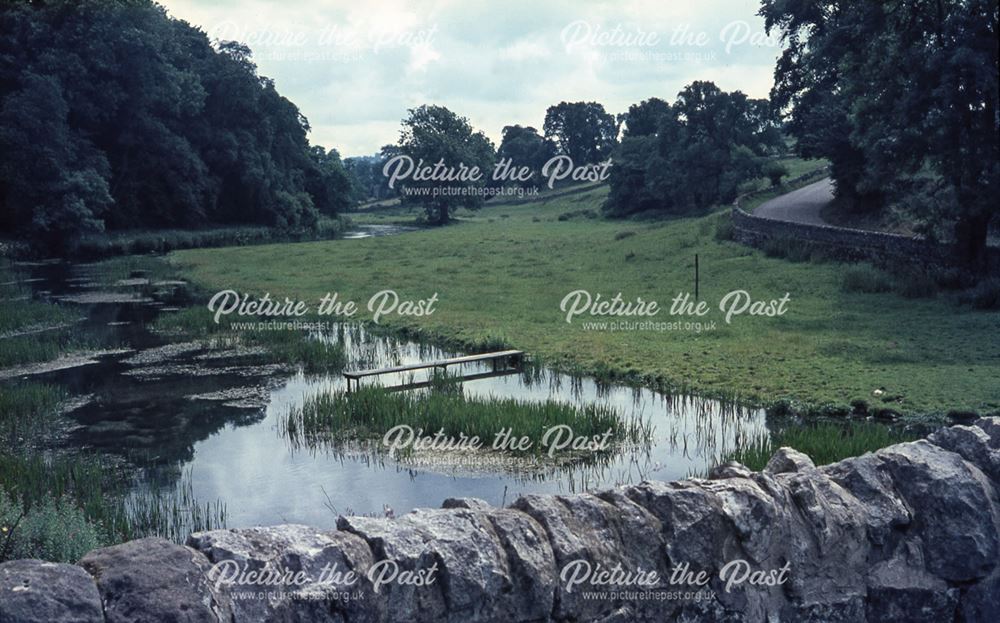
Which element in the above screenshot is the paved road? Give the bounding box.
[753,178,834,225]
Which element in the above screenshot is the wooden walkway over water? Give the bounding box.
[343,350,524,391]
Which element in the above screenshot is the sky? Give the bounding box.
[159,0,783,157]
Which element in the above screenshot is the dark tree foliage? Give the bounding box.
[344,152,398,203]
[496,125,556,188]
[761,0,999,268]
[620,97,671,138]
[604,83,783,217]
[543,101,619,165]
[0,0,350,250]
[395,105,495,225]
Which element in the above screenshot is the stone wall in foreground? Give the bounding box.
[2,418,999,622]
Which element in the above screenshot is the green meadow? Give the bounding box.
[173,185,1000,418]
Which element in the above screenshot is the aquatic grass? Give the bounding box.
[79,255,183,284]
[282,385,652,457]
[718,421,920,472]
[0,328,107,368]
[0,452,226,562]
[154,306,347,372]
[0,382,67,442]
[0,297,77,335]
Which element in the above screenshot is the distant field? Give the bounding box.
[174,177,1000,417]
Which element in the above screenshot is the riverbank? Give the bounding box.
[173,185,1000,418]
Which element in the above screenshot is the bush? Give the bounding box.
[850,399,870,416]
[766,398,798,417]
[895,270,938,299]
[960,278,1000,310]
[714,214,735,241]
[764,162,789,187]
[762,237,815,262]
[0,490,101,563]
[841,264,893,293]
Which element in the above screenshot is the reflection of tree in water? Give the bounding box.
[68,394,267,469]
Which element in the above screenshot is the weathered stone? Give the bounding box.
[339,506,538,623]
[187,524,379,623]
[708,461,754,480]
[480,508,557,621]
[777,468,869,615]
[4,421,998,622]
[929,424,1000,483]
[764,447,816,474]
[514,491,666,621]
[877,441,999,582]
[0,559,103,623]
[823,453,910,546]
[974,416,1000,448]
[865,557,959,622]
[440,497,492,511]
[79,537,230,623]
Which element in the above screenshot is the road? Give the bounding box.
[753,178,834,225]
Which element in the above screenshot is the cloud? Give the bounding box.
[160,0,781,156]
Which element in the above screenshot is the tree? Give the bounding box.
[496,125,556,188]
[306,146,352,216]
[0,73,111,250]
[761,0,999,269]
[620,98,671,138]
[543,101,618,165]
[395,105,496,225]
[0,0,353,250]
[344,153,398,203]
[604,82,782,217]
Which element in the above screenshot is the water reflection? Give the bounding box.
[6,260,768,529]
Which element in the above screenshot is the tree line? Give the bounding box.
[0,0,351,251]
[3,0,994,268]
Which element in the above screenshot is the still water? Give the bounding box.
[6,227,767,529]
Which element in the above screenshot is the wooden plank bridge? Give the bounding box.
[343,349,524,392]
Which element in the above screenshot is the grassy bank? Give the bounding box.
[173,184,1000,417]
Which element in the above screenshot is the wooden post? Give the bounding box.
[695,253,699,300]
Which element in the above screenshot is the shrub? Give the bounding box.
[850,399,869,416]
[0,490,101,563]
[766,398,797,417]
[714,214,735,241]
[895,270,938,299]
[959,278,1000,310]
[764,162,789,187]
[762,237,814,262]
[841,264,893,294]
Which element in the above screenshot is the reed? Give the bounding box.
[718,421,920,472]
[0,452,226,562]
[282,384,652,456]
[0,382,67,442]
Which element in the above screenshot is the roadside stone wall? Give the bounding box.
[731,183,1000,272]
[2,418,999,622]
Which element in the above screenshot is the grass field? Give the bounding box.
[173,184,1000,418]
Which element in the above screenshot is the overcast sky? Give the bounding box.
[160,0,782,157]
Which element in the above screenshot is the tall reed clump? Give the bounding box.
[0,382,66,442]
[718,421,920,472]
[282,385,651,456]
